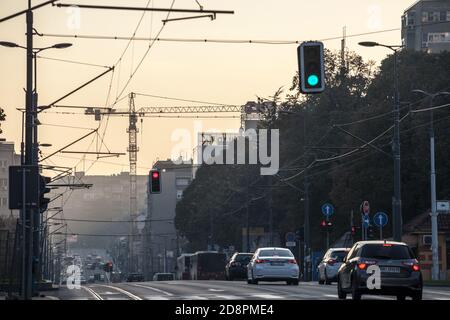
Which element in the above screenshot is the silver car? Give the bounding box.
[317,248,350,285]
[247,247,299,285]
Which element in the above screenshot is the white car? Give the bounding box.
[247,247,299,285]
[317,248,350,284]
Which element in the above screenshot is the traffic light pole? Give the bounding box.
[23,1,35,300]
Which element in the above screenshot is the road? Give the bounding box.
[47,280,450,300]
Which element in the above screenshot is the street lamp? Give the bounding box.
[359,41,404,242]
[412,89,450,281]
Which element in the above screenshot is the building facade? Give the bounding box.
[402,0,450,53]
[144,159,193,278]
[0,139,20,217]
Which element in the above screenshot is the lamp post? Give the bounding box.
[0,40,71,298]
[359,41,404,242]
[412,89,450,281]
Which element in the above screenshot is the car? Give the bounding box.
[152,273,175,281]
[247,247,299,285]
[337,240,423,300]
[126,273,144,282]
[317,248,350,285]
[226,252,253,280]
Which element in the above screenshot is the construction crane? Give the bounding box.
[84,94,264,273]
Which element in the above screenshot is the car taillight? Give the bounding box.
[358,260,377,270]
[288,259,297,264]
[412,264,420,271]
[327,259,336,265]
[402,261,420,271]
[357,263,367,270]
[255,259,266,264]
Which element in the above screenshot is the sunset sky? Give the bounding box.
[0,0,414,175]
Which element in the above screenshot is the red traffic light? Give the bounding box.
[321,220,327,227]
[152,172,159,179]
[150,169,161,194]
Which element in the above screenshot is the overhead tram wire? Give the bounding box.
[50,217,173,223]
[134,92,233,106]
[37,19,450,45]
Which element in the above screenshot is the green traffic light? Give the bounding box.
[307,74,319,86]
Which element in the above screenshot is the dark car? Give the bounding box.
[126,273,144,282]
[153,273,175,281]
[337,240,422,300]
[226,252,253,280]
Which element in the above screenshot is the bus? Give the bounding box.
[176,254,193,280]
[190,251,226,280]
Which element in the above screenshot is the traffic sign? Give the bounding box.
[321,203,334,217]
[362,215,370,228]
[285,232,296,242]
[361,201,370,215]
[373,212,388,227]
[286,241,296,247]
[437,200,450,213]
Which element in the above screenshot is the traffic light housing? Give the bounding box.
[149,169,161,194]
[298,41,325,94]
[39,175,51,213]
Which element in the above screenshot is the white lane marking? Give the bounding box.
[208,288,225,292]
[99,285,143,300]
[127,283,174,296]
[82,286,103,300]
[214,295,241,300]
[323,294,338,299]
[424,289,450,296]
[45,296,60,300]
[251,294,283,299]
[184,295,208,300]
[144,295,170,300]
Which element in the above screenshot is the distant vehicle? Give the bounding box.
[337,240,423,300]
[247,247,299,285]
[190,251,226,280]
[79,275,87,285]
[126,273,144,282]
[153,273,175,281]
[88,275,95,283]
[317,248,350,285]
[226,252,253,280]
[176,254,193,280]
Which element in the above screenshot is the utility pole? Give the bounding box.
[392,49,402,242]
[303,113,311,282]
[246,172,250,252]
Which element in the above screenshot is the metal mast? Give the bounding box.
[127,92,139,273]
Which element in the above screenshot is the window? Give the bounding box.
[0,178,7,191]
[360,244,413,260]
[422,11,428,22]
[258,249,293,257]
[429,11,440,22]
[428,32,450,43]
[0,198,7,207]
[176,190,183,200]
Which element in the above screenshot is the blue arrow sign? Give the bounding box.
[373,212,388,228]
[362,215,370,228]
[285,232,296,242]
[321,203,334,217]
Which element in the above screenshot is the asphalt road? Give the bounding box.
[46,280,450,300]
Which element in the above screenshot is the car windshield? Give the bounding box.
[235,254,252,263]
[360,244,413,260]
[330,251,347,262]
[259,249,293,257]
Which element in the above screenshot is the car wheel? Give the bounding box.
[337,277,347,300]
[318,279,324,285]
[247,279,252,284]
[324,271,332,285]
[411,290,422,301]
[396,295,406,301]
[292,279,299,286]
[351,276,361,300]
[286,281,291,285]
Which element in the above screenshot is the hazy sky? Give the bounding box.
[0,0,414,176]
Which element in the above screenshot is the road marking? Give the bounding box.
[184,295,209,300]
[424,289,450,296]
[82,286,103,300]
[214,295,241,300]
[127,283,174,296]
[208,288,225,292]
[99,285,143,300]
[45,296,60,300]
[144,295,170,300]
[251,294,283,299]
